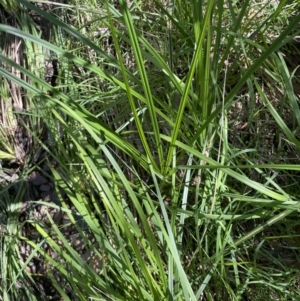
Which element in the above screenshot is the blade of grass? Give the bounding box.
[165,0,215,169]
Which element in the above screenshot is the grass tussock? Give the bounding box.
[1,0,300,300]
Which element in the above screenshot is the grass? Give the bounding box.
[1,0,300,300]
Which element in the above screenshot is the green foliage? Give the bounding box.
[1,0,300,300]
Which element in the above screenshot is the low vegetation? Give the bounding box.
[1,0,300,300]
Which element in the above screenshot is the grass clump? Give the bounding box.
[1,0,300,300]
